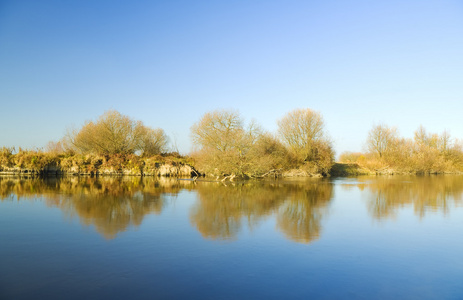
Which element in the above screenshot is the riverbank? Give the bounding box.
[330,162,463,176]
[0,150,199,177]
[3,149,461,178]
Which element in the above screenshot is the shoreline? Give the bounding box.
[2,151,462,179]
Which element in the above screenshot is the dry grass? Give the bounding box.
[0,149,194,176]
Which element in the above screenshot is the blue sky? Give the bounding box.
[1,0,462,156]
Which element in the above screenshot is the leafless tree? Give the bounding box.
[135,125,169,157]
[277,108,333,167]
[68,110,168,156]
[191,110,244,153]
[190,110,262,176]
[366,124,398,158]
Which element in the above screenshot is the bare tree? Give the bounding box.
[438,130,452,154]
[277,108,333,166]
[45,140,65,154]
[135,125,169,156]
[366,124,398,158]
[190,110,262,176]
[414,125,429,147]
[191,110,244,153]
[68,110,168,156]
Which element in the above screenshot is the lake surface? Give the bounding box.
[1,175,463,299]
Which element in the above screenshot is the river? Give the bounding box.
[1,175,462,299]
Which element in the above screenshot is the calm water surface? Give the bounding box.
[1,176,463,299]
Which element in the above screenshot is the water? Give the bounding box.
[1,176,463,299]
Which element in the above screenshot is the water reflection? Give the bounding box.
[353,176,463,219]
[0,176,193,239]
[4,176,463,242]
[0,177,334,243]
[191,180,333,243]
[277,182,332,243]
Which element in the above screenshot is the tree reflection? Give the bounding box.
[190,182,287,240]
[190,179,333,243]
[359,176,463,219]
[276,182,333,243]
[0,176,334,243]
[0,176,193,239]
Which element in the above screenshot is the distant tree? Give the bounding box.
[71,111,136,155]
[411,126,458,172]
[366,124,398,158]
[45,140,65,154]
[135,125,169,157]
[439,130,451,154]
[414,125,442,149]
[0,147,15,167]
[191,110,244,153]
[277,108,334,170]
[414,125,430,147]
[339,151,363,163]
[246,133,292,176]
[69,110,168,156]
[190,110,261,176]
[414,125,451,154]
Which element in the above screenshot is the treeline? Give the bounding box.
[339,124,463,174]
[190,108,334,178]
[3,108,462,178]
[1,107,335,178]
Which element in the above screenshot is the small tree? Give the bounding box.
[135,125,169,157]
[366,124,398,159]
[190,110,261,176]
[191,110,244,153]
[69,110,168,156]
[246,133,292,176]
[45,140,65,154]
[72,110,137,155]
[277,108,334,170]
[339,152,363,163]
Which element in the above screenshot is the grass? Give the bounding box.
[330,163,373,177]
[0,150,196,176]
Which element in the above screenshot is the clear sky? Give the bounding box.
[1,0,462,156]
